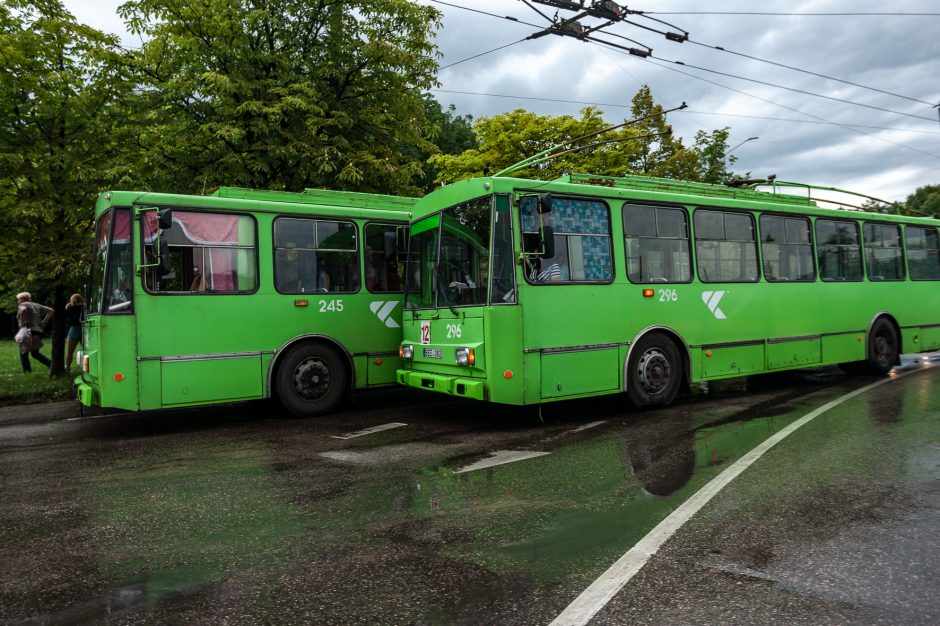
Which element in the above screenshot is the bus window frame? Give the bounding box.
[813,217,864,283]
[489,193,518,306]
[363,220,408,295]
[517,190,615,287]
[404,209,444,311]
[758,212,817,283]
[904,224,940,282]
[273,215,362,296]
[692,206,761,284]
[436,195,495,309]
[862,220,906,282]
[138,204,261,297]
[86,208,111,316]
[90,207,137,316]
[622,200,693,285]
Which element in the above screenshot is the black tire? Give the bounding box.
[840,318,899,375]
[275,343,348,417]
[626,332,683,408]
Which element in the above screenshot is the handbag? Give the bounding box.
[14,326,32,354]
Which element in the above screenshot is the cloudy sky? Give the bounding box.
[63,0,940,202]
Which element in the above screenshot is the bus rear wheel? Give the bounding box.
[276,343,348,417]
[627,333,682,408]
[839,318,899,375]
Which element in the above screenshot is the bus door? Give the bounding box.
[518,194,622,400]
[137,207,264,409]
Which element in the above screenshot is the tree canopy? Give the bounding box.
[118,0,443,195]
[428,86,733,184]
[0,0,131,371]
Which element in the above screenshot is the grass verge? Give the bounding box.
[0,340,75,406]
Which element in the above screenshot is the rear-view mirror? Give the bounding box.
[542,226,555,258]
[157,208,173,230]
[538,192,553,214]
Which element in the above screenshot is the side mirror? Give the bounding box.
[157,208,173,230]
[158,237,171,276]
[542,226,555,259]
[538,192,553,214]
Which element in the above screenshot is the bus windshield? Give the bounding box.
[406,196,492,310]
[87,208,133,314]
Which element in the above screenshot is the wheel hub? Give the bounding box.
[637,348,671,395]
[292,357,331,400]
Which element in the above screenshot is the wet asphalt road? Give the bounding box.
[0,359,938,625]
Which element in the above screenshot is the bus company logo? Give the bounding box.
[370,301,400,329]
[701,291,728,320]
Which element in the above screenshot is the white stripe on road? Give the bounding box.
[570,420,606,433]
[331,422,407,440]
[549,367,930,626]
[456,450,550,474]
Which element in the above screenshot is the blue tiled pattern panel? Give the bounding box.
[520,195,612,281]
[520,196,539,232]
[580,235,612,280]
[521,197,610,235]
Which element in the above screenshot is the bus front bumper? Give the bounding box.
[74,378,95,407]
[396,370,486,401]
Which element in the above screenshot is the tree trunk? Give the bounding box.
[49,285,67,376]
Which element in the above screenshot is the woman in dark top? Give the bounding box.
[65,293,84,370]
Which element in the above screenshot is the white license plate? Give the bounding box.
[423,348,443,359]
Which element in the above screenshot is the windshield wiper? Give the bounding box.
[434,269,459,316]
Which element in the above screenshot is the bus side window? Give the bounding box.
[694,209,759,283]
[759,215,815,282]
[274,218,359,294]
[863,222,905,281]
[623,203,691,284]
[906,225,940,280]
[815,219,862,281]
[365,223,405,293]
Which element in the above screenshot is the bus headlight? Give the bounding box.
[75,350,83,367]
[400,344,414,360]
[455,347,475,366]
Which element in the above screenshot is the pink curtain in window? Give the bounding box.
[207,248,236,291]
[143,211,240,245]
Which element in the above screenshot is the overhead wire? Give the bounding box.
[422,0,940,159]
[638,12,940,17]
[439,39,529,69]
[430,90,940,135]
[645,53,937,122]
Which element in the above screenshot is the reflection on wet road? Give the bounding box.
[1,362,937,624]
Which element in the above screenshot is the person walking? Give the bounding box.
[15,292,53,373]
[65,293,84,370]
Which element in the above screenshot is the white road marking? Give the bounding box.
[456,450,551,474]
[549,366,931,626]
[330,422,407,440]
[570,420,606,433]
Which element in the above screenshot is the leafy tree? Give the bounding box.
[417,95,477,191]
[119,0,442,195]
[0,0,131,374]
[905,184,940,218]
[693,127,735,184]
[429,86,726,184]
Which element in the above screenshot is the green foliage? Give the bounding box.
[0,0,132,372]
[429,86,725,184]
[693,127,735,184]
[904,184,940,218]
[418,95,477,191]
[119,0,442,195]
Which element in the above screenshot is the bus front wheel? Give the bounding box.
[276,343,348,417]
[627,333,682,408]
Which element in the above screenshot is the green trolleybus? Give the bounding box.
[76,187,415,417]
[396,173,940,407]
